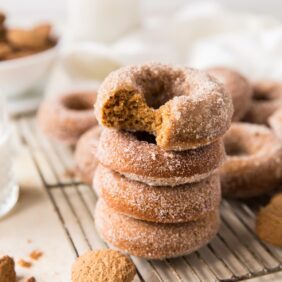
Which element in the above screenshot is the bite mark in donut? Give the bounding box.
[95,63,233,150]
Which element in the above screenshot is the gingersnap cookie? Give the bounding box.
[221,122,282,198]
[95,63,233,151]
[96,128,225,186]
[256,193,282,247]
[207,67,252,121]
[244,80,282,124]
[95,200,220,260]
[268,108,282,141]
[0,256,16,282]
[72,250,136,282]
[74,126,101,185]
[94,165,221,223]
[37,91,97,145]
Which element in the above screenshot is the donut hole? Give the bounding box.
[253,91,271,101]
[63,94,94,111]
[133,131,156,144]
[136,68,185,109]
[225,140,248,156]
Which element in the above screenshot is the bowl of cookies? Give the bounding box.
[0,12,59,97]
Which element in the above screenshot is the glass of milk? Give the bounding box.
[0,97,19,218]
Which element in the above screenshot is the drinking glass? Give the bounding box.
[0,97,19,218]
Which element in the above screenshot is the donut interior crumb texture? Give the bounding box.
[0,256,16,282]
[72,250,136,282]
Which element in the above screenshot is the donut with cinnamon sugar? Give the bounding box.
[95,200,220,259]
[269,108,282,141]
[221,122,282,198]
[244,80,282,124]
[38,91,97,145]
[94,165,221,223]
[96,128,226,186]
[95,63,233,151]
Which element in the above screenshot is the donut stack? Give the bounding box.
[94,63,233,259]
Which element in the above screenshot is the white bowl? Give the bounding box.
[0,45,59,97]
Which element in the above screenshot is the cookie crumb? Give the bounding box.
[25,277,36,282]
[29,250,43,261]
[72,249,136,282]
[18,259,32,268]
[0,256,16,282]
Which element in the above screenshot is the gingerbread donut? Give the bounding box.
[244,81,282,124]
[95,63,233,151]
[96,128,225,186]
[94,165,221,223]
[74,126,101,185]
[207,67,252,121]
[221,122,282,198]
[37,91,97,145]
[95,200,220,259]
[269,108,282,141]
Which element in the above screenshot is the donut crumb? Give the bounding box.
[29,250,43,261]
[18,259,32,268]
[25,277,36,282]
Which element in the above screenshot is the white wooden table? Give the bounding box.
[0,115,281,281]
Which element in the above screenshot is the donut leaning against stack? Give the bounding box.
[94,63,233,259]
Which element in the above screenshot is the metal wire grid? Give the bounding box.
[14,116,282,282]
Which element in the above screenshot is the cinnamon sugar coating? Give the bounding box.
[269,108,282,141]
[96,129,226,186]
[207,67,253,121]
[95,63,233,151]
[95,165,221,223]
[221,122,282,198]
[256,193,282,247]
[72,250,136,282]
[244,80,282,124]
[95,200,220,260]
[74,126,101,184]
[37,91,97,145]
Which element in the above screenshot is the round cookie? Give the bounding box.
[94,165,221,223]
[268,108,282,141]
[207,67,252,121]
[74,126,101,185]
[244,80,282,124]
[72,250,136,282]
[96,128,226,186]
[221,122,282,198]
[37,91,97,145]
[95,200,220,260]
[95,63,233,151]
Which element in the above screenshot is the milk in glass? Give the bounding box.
[0,98,19,218]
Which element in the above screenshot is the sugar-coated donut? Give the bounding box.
[38,91,97,145]
[244,81,282,124]
[269,108,282,141]
[207,67,252,121]
[74,126,101,185]
[221,122,282,198]
[94,165,221,223]
[95,200,220,260]
[95,63,233,151]
[96,128,225,186]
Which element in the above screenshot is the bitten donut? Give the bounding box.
[96,129,225,186]
[95,63,233,151]
[244,81,282,124]
[207,67,252,121]
[95,200,220,260]
[74,126,101,185]
[269,108,282,140]
[221,122,282,198]
[38,91,97,145]
[94,165,221,223]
